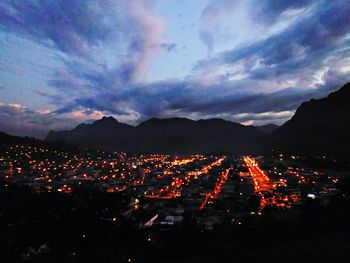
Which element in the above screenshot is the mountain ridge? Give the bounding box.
[45,82,350,155]
[255,123,279,133]
[3,83,350,156]
[46,116,265,154]
[273,82,350,155]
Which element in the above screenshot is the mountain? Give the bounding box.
[0,131,45,145]
[41,82,350,155]
[0,131,14,142]
[46,116,135,151]
[135,118,265,153]
[46,116,266,154]
[256,123,279,133]
[273,83,350,155]
[0,131,82,152]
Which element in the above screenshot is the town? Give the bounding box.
[0,143,344,229]
[1,143,350,262]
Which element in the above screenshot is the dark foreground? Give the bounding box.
[1,183,350,263]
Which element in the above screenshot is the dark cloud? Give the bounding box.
[198,0,315,54]
[0,1,117,56]
[50,69,349,126]
[163,81,343,117]
[250,0,316,25]
[0,0,164,83]
[1,0,350,136]
[30,0,350,128]
[197,0,350,79]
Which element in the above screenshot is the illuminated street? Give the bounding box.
[199,168,229,210]
[0,143,347,263]
[243,156,274,193]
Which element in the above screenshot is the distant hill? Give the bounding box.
[0,131,83,152]
[0,131,43,145]
[3,83,350,156]
[255,123,279,133]
[45,82,350,155]
[273,83,350,155]
[46,117,266,154]
[46,116,135,151]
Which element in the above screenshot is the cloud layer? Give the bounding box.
[0,0,350,138]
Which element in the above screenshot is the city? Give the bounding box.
[1,142,349,262]
[1,1,350,262]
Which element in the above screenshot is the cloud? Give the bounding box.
[0,0,165,83]
[199,0,238,55]
[120,0,165,83]
[0,102,110,138]
[233,111,295,126]
[49,68,348,126]
[161,43,177,52]
[249,0,316,25]
[198,0,315,55]
[0,1,114,56]
[196,0,350,78]
[1,0,350,137]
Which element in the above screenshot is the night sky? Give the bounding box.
[0,0,349,138]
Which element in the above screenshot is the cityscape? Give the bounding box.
[1,144,343,218]
[1,0,350,262]
[1,141,349,262]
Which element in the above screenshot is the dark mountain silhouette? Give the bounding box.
[0,131,46,145]
[135,118,265,153]
[0,131,14,142]
[0,131,82,152]
[256,123,279,133]
[46,116,135,151]
[4,82,350,156]
[273,82,350,155]
[46,117,265,154]
[45,83,350,155]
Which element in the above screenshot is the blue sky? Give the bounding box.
[0,0,350,138]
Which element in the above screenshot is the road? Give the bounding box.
[243,156,274,193]
[199,168,230,210]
